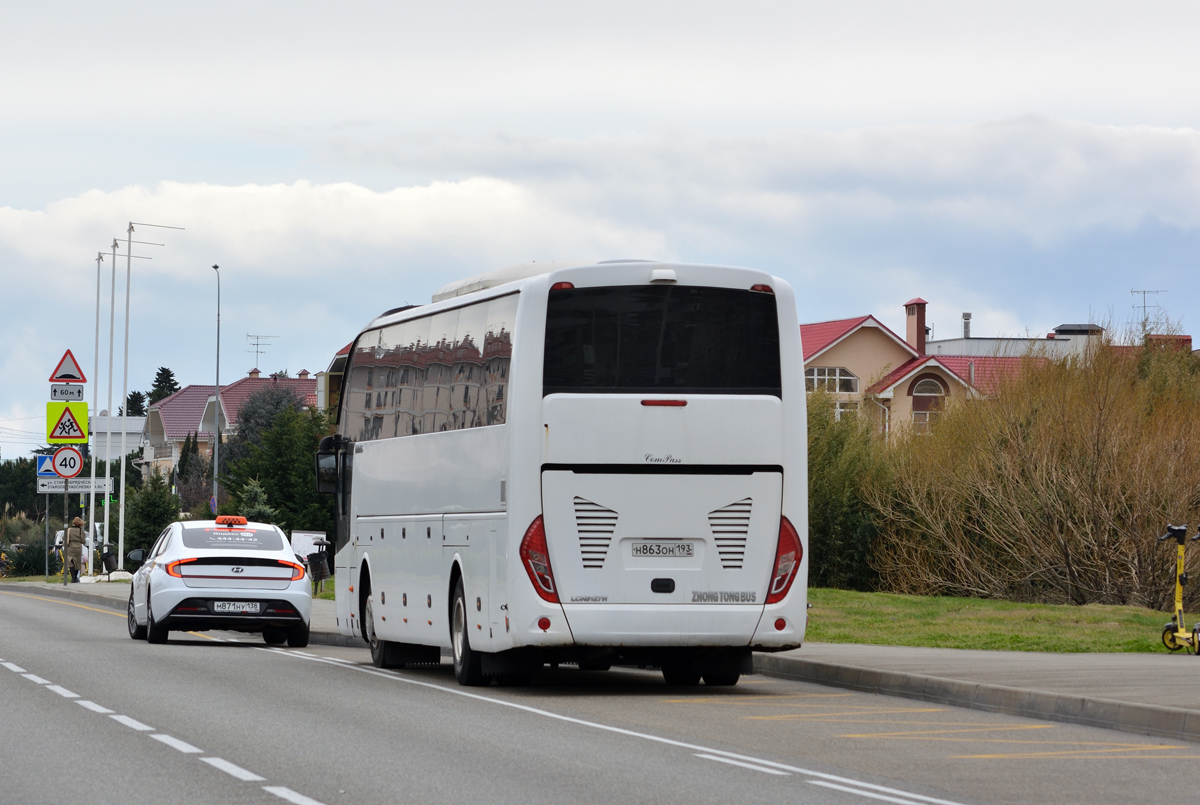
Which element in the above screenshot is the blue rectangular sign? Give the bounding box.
[36,456,57,477]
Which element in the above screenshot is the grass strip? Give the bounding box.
[807,587,1194,653]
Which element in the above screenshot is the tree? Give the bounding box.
[0,458,39,519]
[176,432,199,483]
[147,367,181,404]
[125,391,147,417]
[223,390,334,537]
[222,385,304,467]
[239,478,278,524]
[124,469,179,553]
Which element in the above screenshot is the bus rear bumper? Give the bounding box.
[559,603,762,647]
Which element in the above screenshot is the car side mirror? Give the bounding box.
[127,549,146,564]
[315,450,338,495]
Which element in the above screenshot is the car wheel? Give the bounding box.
[146,589,169,644]
[702,672,741,686]
[661,662,700,686]
[451,578,486,686]
[127,591,146,640]
[287,624,310,648]
[263,626,287,645]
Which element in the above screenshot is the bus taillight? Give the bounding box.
[765,516,802,604]
[519,516,559,603]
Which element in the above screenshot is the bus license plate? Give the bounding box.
[632,542,694,558]
[214,601,260,614]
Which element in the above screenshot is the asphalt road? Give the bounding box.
[2,589,1196,805]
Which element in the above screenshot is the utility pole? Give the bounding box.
[213,265,221,515]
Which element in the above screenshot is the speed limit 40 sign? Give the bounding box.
[52,446,84,479]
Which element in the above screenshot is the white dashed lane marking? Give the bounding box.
[695,753,791,775]
[200,757,266,781]
[2,661,26,673]
[110,714,154,731]
[46,685,79,698]
[263,786,327,805]
[22,673,51,684]
[76,700,114,714]
[807,779,927,805]
[150,734,203,753]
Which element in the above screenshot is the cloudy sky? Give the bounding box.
[3,1,1199,456]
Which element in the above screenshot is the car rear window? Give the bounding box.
[181,526,284,551]
[543,285,782,396]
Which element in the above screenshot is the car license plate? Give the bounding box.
[213,601,260,614]
[632,542,694,558]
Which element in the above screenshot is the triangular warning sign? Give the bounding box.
[49,406,85,440]
[50,349,87,383]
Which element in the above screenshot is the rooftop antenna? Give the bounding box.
[246,333,278,370]
[1131,289,1167,332]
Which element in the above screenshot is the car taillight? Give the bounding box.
[279,560,306,581]
[165,558,198,578]
[765,516,802,604]
[519,516,558,603]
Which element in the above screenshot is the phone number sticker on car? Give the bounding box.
[632,542,694,558]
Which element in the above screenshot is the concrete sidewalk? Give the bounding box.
[7,580,1199,743]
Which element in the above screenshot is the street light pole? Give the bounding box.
[212,264,221,514]
[117,223,133,570]
[88,251,103,576]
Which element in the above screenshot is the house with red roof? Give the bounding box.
[142,369,317,476]
[801,299,1032,436]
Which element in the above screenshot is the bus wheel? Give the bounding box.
[661,662,700,686]
[451,579,487,686]
[365,595,400,668]
[703,672,740,686]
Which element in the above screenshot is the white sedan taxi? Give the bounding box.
[126,515,312,646]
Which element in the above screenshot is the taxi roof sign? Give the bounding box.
[49,349,87,383]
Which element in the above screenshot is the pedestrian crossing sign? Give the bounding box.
[47,401,88,444]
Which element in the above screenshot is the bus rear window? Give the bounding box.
[181,526,284,551]
[543,285,781,396]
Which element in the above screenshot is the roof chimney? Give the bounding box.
[962,312,972,339]
[904,298,928,356]
[298,369,310,379]
[248,368,260,378]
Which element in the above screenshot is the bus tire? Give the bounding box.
[703,672,740,686]
[661,662,700,686]
[451,578,487,686]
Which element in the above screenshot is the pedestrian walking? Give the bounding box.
[64,517,85,584]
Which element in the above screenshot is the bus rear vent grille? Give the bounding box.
[709,498,752,569]
[574,497,618,569]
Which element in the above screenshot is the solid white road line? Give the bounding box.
[110,714,154,731]
[200,757,266,781]
[46,685,79,698]
[695,753,790,775]
[263,785,328,805]
[1,661,26,673]
[22,673,51,684]
[150,734,203,753]
[262,650,969,805]
[76,700,115,714]
[807,780,924,805]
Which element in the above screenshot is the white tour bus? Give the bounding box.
[316,260,807,686]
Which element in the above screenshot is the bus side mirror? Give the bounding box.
[315,450,338,495]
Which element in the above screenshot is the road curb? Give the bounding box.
[753,653,1200,744]
[0,583,361,648]
[0,582,130,613]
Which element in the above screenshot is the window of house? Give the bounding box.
[835,401,858,421]
[912,410,939,434]
[913,378,944,396]
[805,367,858,393]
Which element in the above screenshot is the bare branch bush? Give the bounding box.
[866,328,1200,610]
